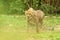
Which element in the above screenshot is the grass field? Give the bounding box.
[0,14,60,40]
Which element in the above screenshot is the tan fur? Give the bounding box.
[25,8,45,33]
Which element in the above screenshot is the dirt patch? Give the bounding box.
[54,25,60,32]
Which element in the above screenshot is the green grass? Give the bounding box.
[0,15,60,40]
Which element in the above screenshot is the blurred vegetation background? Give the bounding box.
[0,0,60,15]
